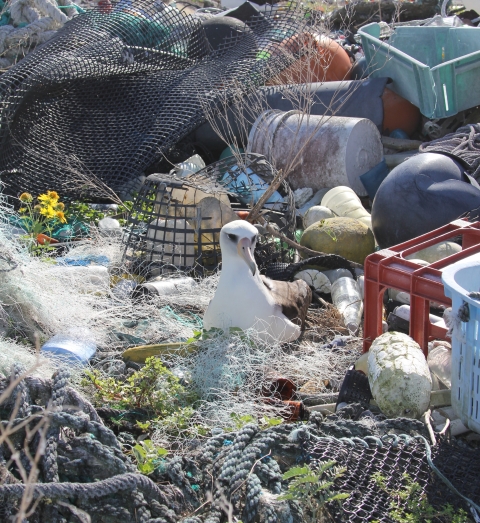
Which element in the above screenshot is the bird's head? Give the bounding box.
[220,220,258,276]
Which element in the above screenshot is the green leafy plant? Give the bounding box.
[82,357,212,441]
[64,200,106,227]
[83,356,197,417]
[64,200,134,228]
[224,413,283,432]
[228,413,256,430]
[372,472,472,523]
[260,415,284,428]
[131,439,168,475]
[278,461,349,522]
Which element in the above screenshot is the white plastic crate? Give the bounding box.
[442,253,480,433]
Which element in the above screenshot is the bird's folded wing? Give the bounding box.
[260,276,312,329]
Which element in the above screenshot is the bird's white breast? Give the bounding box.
[204,264,300,342]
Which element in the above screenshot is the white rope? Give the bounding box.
[4,16,57,49]
[57,0,77,19]
[21,3,41,24]
[33,0,68,25]
[9,0,29,26]
[0,0,77,67]
[0,25,15,54]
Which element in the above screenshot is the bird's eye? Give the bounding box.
[227,233,238,241]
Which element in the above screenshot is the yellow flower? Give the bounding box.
[19,192,33,203]
[19,207,27,213]
[56,211,67,223]
[39,205,56,219]
[55,202,65,211]
[47,191,59,201]
[38,191,60,206]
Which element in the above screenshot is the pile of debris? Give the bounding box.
[0,0,479,521]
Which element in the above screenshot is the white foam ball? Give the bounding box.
[303,206,335,229]
[294,269,331,294]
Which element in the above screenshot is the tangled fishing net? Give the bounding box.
[0,179,357,439]
[0,0,315,200]
[148,329,360,450]
[420,123,480,179]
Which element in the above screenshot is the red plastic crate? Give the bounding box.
[363,219,480,356]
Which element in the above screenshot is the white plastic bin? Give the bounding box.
[442,252,480,433]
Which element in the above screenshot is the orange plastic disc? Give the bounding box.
[382,87,421,137]
[266,33,352,85]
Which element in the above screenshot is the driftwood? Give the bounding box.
[329,0,438,32]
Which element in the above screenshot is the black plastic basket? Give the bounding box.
[122,153,297,276]
[336,366,373,409]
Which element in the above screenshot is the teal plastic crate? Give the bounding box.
[359,23,480,119]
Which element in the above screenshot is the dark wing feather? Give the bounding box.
[261,276,312,331]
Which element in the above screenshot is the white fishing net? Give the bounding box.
[0,184,360,455]
[151,328,360,450]
[0,184,215,351]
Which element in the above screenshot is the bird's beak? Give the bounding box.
[237,237,256,276]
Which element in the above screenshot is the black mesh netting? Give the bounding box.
[0,1,312,201]
[122,152,296,275]
[309,435,480,522]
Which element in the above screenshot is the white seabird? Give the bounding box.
[203,220,312,342]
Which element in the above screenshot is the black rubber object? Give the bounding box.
[201,17,254,51]
[371,152,480,248]
[336,367,373,409]
[264,254,357,282]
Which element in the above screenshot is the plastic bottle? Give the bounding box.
[394,305,444,327]
[331,277,363,334]
[322,268,353,284]
[137,276,196,296]
[427,345,452,389]
[41,328,96,365]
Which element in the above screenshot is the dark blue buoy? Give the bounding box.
[372,153,480,248]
